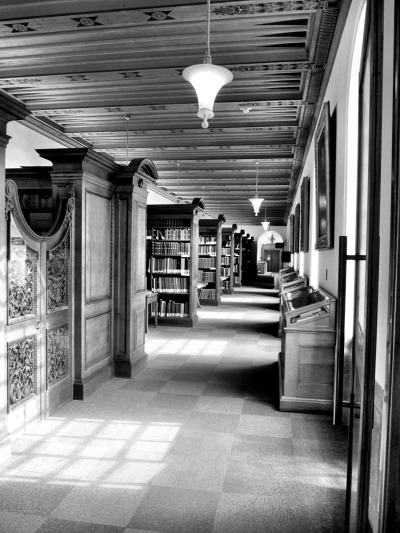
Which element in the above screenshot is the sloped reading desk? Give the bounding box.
[278,287,336,412]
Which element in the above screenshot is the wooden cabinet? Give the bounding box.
[147,204,201,326]
[278,286,336,412]
[198,218,223,306]
[221,225,235,294]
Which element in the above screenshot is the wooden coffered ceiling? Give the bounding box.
[0,0,345,225]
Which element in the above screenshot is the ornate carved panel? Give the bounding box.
[47,325,69,387]
[8,218,38,324]
[8,336,37,410]
[47,231,70,313]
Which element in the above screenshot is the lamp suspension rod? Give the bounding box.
[256,161,259,195]
[205,0,211,61]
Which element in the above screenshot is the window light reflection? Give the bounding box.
[1,417,182,488]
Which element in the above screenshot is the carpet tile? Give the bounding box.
[0,286,347,533]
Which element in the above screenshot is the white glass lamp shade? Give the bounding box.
[261,220,270,231]
[249,197,264,216]
[182,63,233,128]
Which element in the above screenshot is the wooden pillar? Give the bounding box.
[114,163,156,377]
[0,94,29,462]
[38,148,119,400]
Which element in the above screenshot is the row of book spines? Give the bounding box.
[199,259,216,269]
[152,270,190,275]
[149,257,189,272]
[151,277,189,292]
[150,228,191,240]
[199,289,217,299]
[221,259,231,266]
[199,237,216,244]
[148,219,188,229]
[221,247,231,254]
[199,246,217,255]
[221,268,230,276]
[151,242,190,255]
[199,272,216,282]
[221,280,231,289]
[151,299,189,317]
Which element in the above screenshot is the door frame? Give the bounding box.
[345,0,384,530]
[379,0,400,529]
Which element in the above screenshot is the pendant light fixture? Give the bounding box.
[249,162,264,216]
[261,206,270,231]
[182,0,233,128]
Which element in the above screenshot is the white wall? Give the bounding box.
[6,121,64,168]
[236,224,287,244]
[288,0,367,296]
[147,188,178,205]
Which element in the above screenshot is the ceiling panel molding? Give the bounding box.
[1,0,347,224]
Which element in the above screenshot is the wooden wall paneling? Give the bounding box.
[114,166,156,377]
[38,148,119,400]
[85,191,112,304]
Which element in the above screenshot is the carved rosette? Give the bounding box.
[47,325,68,386]
[8,246,38,323]
[8,336,37,410]
[47,233,69,312]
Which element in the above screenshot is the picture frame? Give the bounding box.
[289,213,295,253]
[314,101,334,250]
[300,177,310,252]
[294,203,300,253]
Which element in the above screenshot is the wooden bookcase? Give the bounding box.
[233,229,244,287]
[147,204,201,326]
[221,225,236,294]
[198,217,223,306]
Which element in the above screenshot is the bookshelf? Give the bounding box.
[233,229,244,287]
[147,204,201,326]
[198,216,224,306]
[221,225,236,294]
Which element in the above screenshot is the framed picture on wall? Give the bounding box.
[314,101,334,250]
[289,213,295,253]
[294,203,300,253]
[300,177,310,252]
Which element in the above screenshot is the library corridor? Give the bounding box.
[0,286,347,533]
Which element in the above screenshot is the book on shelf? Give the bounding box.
[153,299,189,317]
[151,276,189,293]
[151,241,190,255]
[199,271,216,283]
[199,257,216,269]
[149,256,189,274]
[199,288,217,300]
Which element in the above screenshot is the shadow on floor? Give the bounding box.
[205,362,281,406]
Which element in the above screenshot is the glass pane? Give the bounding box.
[348,37,371,532]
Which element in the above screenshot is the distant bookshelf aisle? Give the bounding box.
[221,225,235,294]
[233,230,244,287]
[147,204,200,326]
[198,218,223,306]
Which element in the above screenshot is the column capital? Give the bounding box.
[0,133,11,149]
